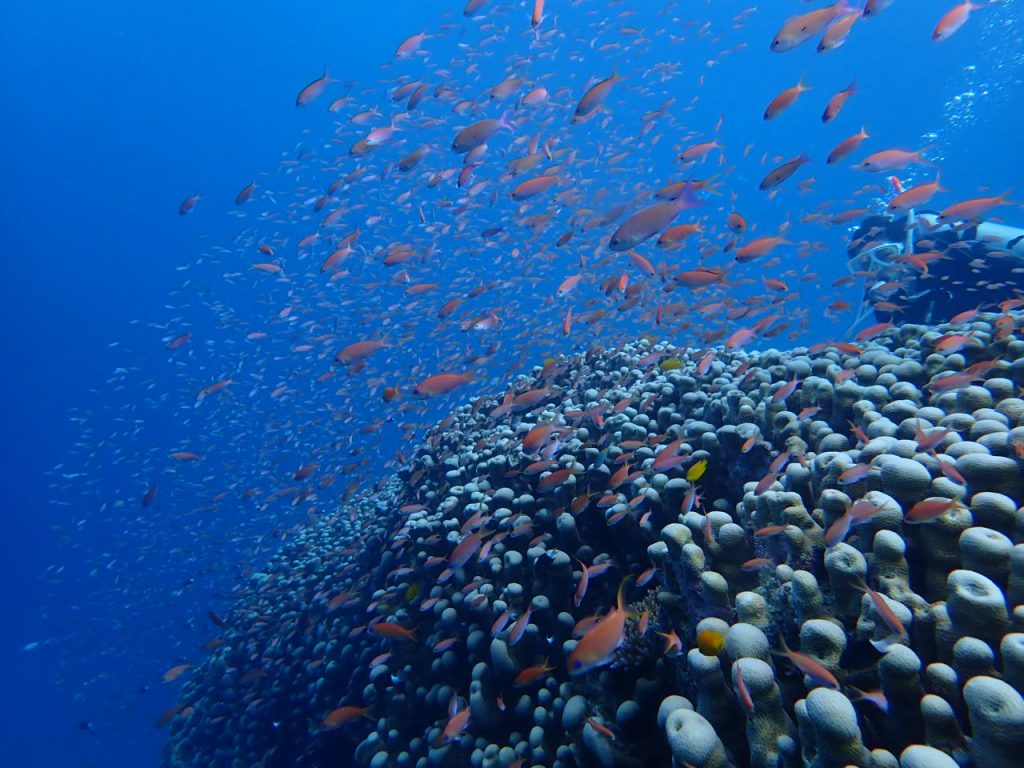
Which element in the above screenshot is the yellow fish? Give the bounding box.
[686,459,709,482]
[659,358,683,371]
[697,628,726,656]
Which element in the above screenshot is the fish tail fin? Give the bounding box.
[499,109,517,132]
[700,173,724,195]
[775,632,793,656]
[615,576,633,612]
[676,180,701,210]
[846,78,857,94]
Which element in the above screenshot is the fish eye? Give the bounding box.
[573,660,582,669]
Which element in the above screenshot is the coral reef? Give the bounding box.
[166,312,1024,768]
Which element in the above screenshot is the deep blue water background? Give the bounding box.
[2,1,1020,766]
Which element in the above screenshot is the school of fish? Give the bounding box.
[45,0,1024,762]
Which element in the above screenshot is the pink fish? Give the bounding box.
[770,2,853,52]
[451,114,514,154]
[608,185,700,251]
[905,497,964,524]
[574,559,591,608]
[837,464,871,484]
[774,637,840,689]
[824,512,852,547]
[852,148,932,172]
[863,0,895,18]
[735,661,755,712]
[568,580,628,675]
[771,376,799,404]
[573,71,623,122]
[296,69,335,107]
[933,2,981,43]
[178,194,200,215]
[508,607,533,646]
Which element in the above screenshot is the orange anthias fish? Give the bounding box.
[887,175,944,212]
[827,127,869,165]
[440,704,470,744]
[735,236,791,262]
[557,274,583,298]
[937,190,1013,222]
[531,0,545,28]
[451,114,514,154]
[771,376,799,403]
[763,76,811,121]
[818,9,860,52]
[321,705,372,731]
[852,579,907,647]
[904,496,965,523]
[821,80,856,123]
[726,328,756,349]
[370,621,417,641]
[852,147,932,172]
[178,194,200,215]
[674,267,726,288]
[933,2,981,43]
[336,340,389,364]
[773,637,840,690]
[759,155,809,190]
[449,531,485,567]
[296,69,334,107]
[573,71,623,122]
[608,184,700,251]
[514,658,555,687]
[734,661,755,713]
[679,140,721,163]
[413,373,475,396]
[770,2,853,53]
[192,380,231,409]
[235,181,256,205]
[511,174,558,201]
[568,580,629,675]
[165,331,192,350]
[863,0,895,18]
[162,663,192,683]
[395,31,429,58]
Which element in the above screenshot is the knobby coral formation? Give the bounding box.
[166,312,1024,768]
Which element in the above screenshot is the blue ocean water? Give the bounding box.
[3,1,1022,766]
